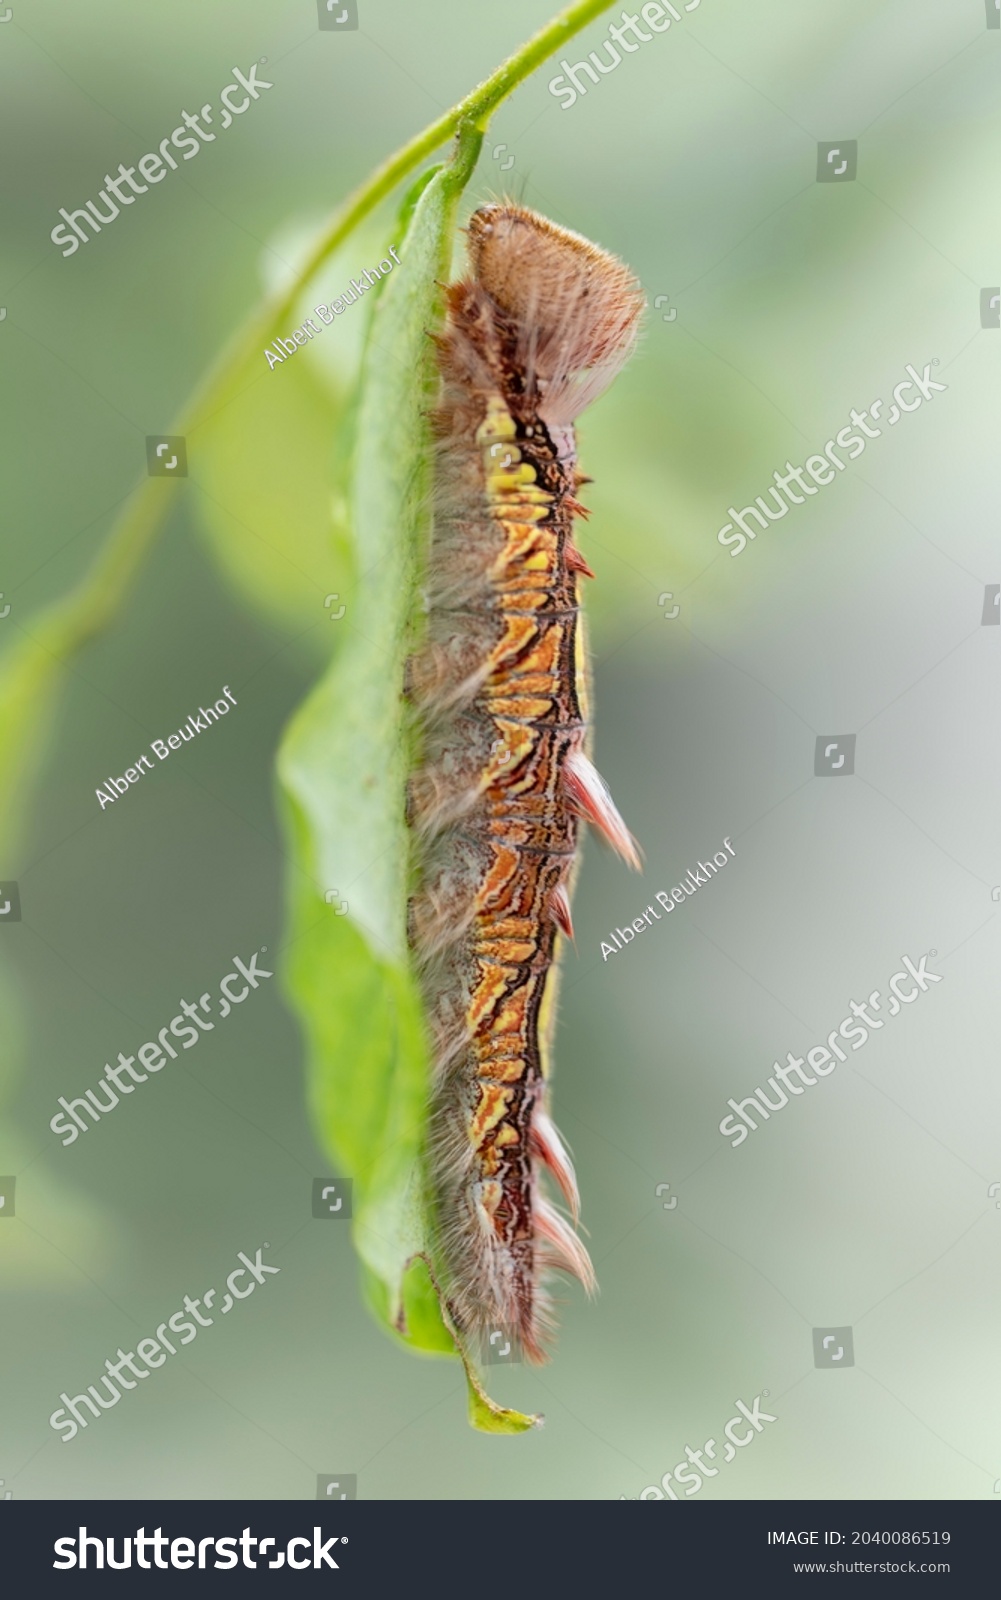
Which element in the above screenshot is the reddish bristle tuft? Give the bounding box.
[531,1111,580,1221]
[565,544,596,579]
[549,882,575,942]
[562,748,641,870]
[535,1200,596,1294]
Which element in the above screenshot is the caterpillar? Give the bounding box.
[406,203,644,1365]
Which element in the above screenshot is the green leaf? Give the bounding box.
[466,1382,541,1437]
[189,213,409,646]
[192,342,352,648]
[278,125,546,1431]
[278,144,470,1341]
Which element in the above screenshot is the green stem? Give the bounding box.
[3,0,617,668]
[188,0,618,432]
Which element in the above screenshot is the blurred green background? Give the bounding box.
[2,0,1000,1499]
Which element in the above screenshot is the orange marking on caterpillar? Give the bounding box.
[469,1082,513,1149]
[408,203,643,1364]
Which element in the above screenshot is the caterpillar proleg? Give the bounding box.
[407,204,644,1364]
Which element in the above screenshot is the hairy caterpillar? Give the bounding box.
[407,203,643,1364]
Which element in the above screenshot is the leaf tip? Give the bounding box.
[467,1379,543,1436]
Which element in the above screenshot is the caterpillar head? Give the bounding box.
[466,203,644,422]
